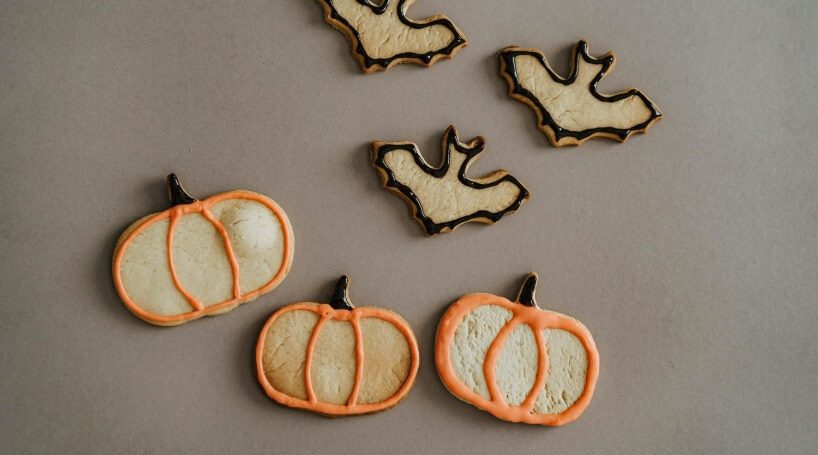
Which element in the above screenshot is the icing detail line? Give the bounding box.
[166,207,204,312]
[200,207,242,299]
[483,317,521,405]
[302,298,365,407]
[347,315,364,406]
[304,314,329,404]
[522,328,549,411]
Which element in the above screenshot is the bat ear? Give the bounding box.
[574,43,614,86]
[445,126,485,159]
[444,125,460,143]
[575,41,614,69]
[576,40,590,55]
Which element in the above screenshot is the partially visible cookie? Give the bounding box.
[256,276,419,416]
[112,174,294,326]
[499,41,661,146]
[317,0,466,73]
[435,273,599,425]
[371,125,529,235]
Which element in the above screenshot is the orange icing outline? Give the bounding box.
[435,291,599,426]
[112,190,294,326]
[255,303,420,416]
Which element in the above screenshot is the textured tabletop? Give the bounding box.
[1,1,816,453]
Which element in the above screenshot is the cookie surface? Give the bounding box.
[112,174,294,326]
[371,125,529,235]
[435,273,599,425]
[317,0,466,73]
[256,276,419,416]
[499,41,661,146]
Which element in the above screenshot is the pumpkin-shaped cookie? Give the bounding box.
[256,276,419,416]
[112,174,294,326]
[435,273,599,425]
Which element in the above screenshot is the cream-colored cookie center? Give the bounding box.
[533,328,588,414]
[332,0,454,59]
[357,317,411,405]
[171,213,234,305]
[449,305,512,400]
[310,319,357,405]
[119,219,191,316]
[495,323,538,406]
[448,305,588,414]
[382,146,522,224]
[262,309,320,400]
[261,306,414,407]
[512,54,653,131]
[209,198,285,293]
[117,197,287,318]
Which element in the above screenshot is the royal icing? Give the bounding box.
[371,126,529,235]
[499,41,661,146]
[256,276,420,415]
[317,0,467,73]
[112,174,294,325]
[435,273,599,425]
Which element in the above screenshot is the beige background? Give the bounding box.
[1,0,816,453]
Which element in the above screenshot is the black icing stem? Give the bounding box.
[516,273,538,307]
[167,173,197,206]
[329,276,354,310]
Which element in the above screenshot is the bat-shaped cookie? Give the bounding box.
[499,41,661,146]
[317,0,467,73]
[371,126,529,235]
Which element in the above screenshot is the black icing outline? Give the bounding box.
[371,126,530,235]
[318,0,467,73]
[499,40,662,146]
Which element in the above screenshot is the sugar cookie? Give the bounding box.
[256,276,419,416]
[435,273,599,425]
[112,174,294,326]
[371,126,529,235]
[317,0,466,73]
[499,41,661,146]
